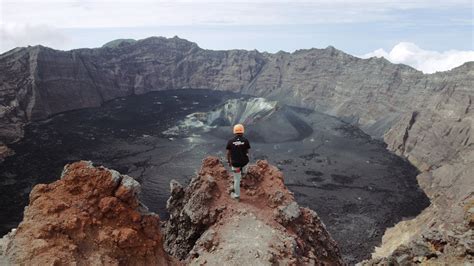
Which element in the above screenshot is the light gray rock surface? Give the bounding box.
[0,36,473,263]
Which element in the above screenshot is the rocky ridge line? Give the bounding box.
[0,157,344,265]
[0,37,472,143]
[164,157,343,265]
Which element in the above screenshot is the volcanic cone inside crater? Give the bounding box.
[164,97,313,143]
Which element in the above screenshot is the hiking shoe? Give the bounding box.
[230,192,240,201]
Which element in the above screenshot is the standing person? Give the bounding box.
[226,124,251,201]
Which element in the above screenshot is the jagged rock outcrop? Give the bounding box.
[0,36,473,263]
[0,161,173,265]
[360,219,473,265]
[360,198,473,264]
[164,156,343,265]
[0,157,344,265]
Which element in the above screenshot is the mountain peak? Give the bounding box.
[102,38,137,48]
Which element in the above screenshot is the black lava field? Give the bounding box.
[0,89,429,263]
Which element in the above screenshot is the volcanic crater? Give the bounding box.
[0,89,430,263]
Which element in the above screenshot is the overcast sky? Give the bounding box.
[0,0,473,73]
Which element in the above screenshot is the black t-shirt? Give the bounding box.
[226,135,251,167]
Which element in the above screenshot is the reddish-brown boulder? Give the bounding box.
[1,161,174,265]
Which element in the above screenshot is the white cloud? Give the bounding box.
[0,2,374,28]
[361,42,474,73]
[0,0,472,59]
[0,0,471,29]
[0,23,70,52]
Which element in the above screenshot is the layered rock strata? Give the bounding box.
[1,37,472,144]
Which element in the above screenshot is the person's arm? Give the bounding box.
[246,141,251,159]
[226,140,232,166]
[226,149,232,166]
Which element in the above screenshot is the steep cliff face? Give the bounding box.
[372,63,474,263]
[0,36,266,137]
[0,48,34,144]
[1,37,471,143]
[0,158,343,265]
[0,36,473,263]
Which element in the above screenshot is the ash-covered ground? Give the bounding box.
[0,89,429,263]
